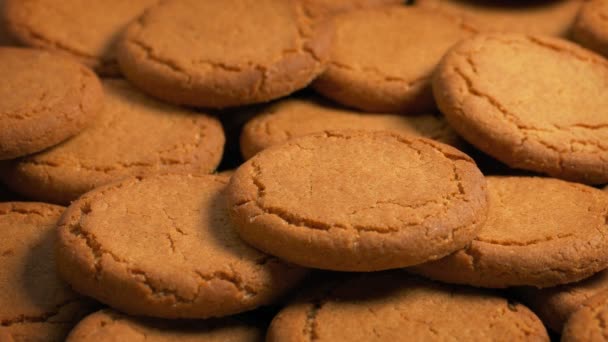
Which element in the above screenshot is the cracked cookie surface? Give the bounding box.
[3,0,158,76]
[66,309,263,342]
[227,130,488,271]
[0,79,224,205]
[300,0,402,19]
[411,176,608,288]
[240,96,462,159]
[117,0,331,108]
[573,0,608,58]
[312,6,474,113]
[434,34,608,184]
[56,174,308,319]
[267,272,549,342]
[0,202,95,342]
[562,289,608,342]
[0,47,102,160]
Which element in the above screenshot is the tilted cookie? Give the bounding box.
[301,0,403,19]
[573,0,608,57]
[562,289,608,342]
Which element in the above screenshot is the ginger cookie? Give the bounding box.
[227,130,488,271]
[411,177,608,288]
[66,309,263,342]
[562,289,608,342]
[434,34,608,184]
[240,96,462,159]
[301,0,403,19]
[56,174,308,319]
[517,270,608,332]
[416,0,582,36]
[3,0,158,75]
[0,79,224,205]
[0,47,102,160]
[0,202,95,342]
[573,0,608,57]
[268,272,549,341]
[312,6,474,113]
[117,0,331,108]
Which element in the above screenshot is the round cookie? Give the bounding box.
[0,79,224,205]
[312,6,474,113]
[562,289,608,342]
[416,0,583,36]
[3,0,158,75]
[0,47,102,160]
[227,130,488,271]
[434,34,608,184]
[240,96,462,159]
[66,309,263,342]
[117,0,331,108]
[573,0,608,57]
[0,202,95,342]
[56,174,308,319]
[517,270,608,332]
[268,272,549,341]
[301,0,403,19]
[411,177,608,288]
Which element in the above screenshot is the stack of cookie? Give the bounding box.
[1,0,608,341]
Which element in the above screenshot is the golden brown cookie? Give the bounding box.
[3,0,158,75]
[416,0,582,36]
[0,47,102,160]
[56,174,308,319]
[227,130,488,271]
[0,202,95,342]
[562,289,608,342]
[0,79,224,205]
[313,6,474,113]
[517,270,608,332]
[268,272,549,341]
[573,0,608,57]
[117,0,331,108]
[434,34,608,184]
[301,0,403,18]
[411,177,608,288]
[240,96,462,159]
[66,309,263,342]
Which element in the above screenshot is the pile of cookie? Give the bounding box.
[1,0,608,341]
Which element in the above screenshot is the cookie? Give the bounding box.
[301,0,403,19]
[411,177,608,288]
[227,130,488,271]
[66,309,263,342]
[517,270,608,332]
[0,47,102,160]
[117,0,331,108]
[3,0,158,75]
[434,34,608,184]
[312,6,474,113]
[0,79,224,205]
[240,96,462,159]
[416,0,582,36]
[56,174,308,319]
[562,289,608,342]
[0,202,95,342]
[268,272,549,341]
[573,0,608,57]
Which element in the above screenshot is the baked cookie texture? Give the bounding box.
[301,0,403,18]
[415,0,583,36]
[0,79,224,205]
[434,34,608,184]
[227,130,488,271]
[56,174,308,319]
[267,272,549,342]
[66,309,264,342]
[240,96,462,159]
[517,270,608,332]
[3,0,158,75]
[313,5,474,114]
[0,202,95,342]
[573,0,608,57]
[411,177,608,288]
[117,0,332,108]
[0,47,103,160]
[562,289,608,342]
